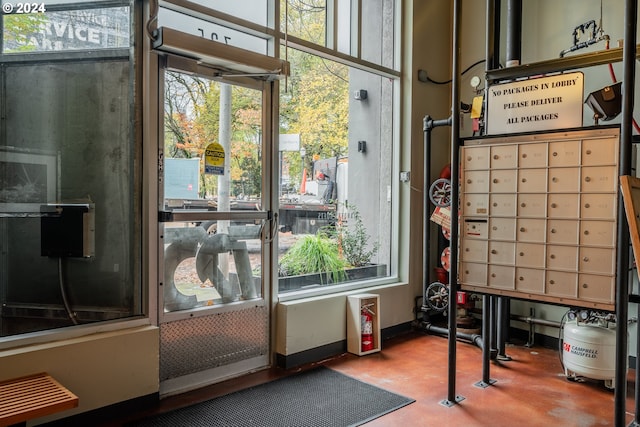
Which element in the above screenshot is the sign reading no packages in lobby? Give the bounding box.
[486,72,583,135]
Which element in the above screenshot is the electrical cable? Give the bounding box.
[58,257,79,325]
[424,59,486,85]
[145,0,159,40]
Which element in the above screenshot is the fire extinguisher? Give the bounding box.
[361,304,375,352]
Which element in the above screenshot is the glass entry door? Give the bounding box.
[158,58,273,395]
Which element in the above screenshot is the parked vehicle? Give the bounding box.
[164,157,348,234]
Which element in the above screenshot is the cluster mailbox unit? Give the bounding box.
[459,127,620,311]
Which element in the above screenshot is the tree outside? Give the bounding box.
[164,73,262,199]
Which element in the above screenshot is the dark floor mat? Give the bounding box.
[128,366,414,427]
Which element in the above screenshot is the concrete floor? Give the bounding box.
[67,329,635,426]
[325,331,633,426]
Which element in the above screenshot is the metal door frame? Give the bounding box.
[156,54,277,397]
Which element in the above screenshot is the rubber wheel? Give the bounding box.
[441,247,451,272]
[429,178,452,207]
[425,281,449,312]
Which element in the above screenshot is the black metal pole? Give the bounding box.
[486,0,499,70]
[494,0,521,362]
[496,297,511,359]
[497,297,509,359]
[490,296,497,354]
[493,0,501,70]
[423,116,453,308]
[423,116,432,304]
[482,295,491,383]
[614,1,636,426]
[505,0,522,67]
[445,0,462,406]
[481,0,497,385]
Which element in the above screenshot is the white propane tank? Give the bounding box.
[562,319,618,389]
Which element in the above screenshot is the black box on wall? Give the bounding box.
[41,203,95,258]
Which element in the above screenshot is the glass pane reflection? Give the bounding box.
[163,221,263,312]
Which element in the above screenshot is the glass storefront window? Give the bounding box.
[163,71,263,210]
[276,0,398,297]
[277,47,393,295]
[0,2,140,337]
[163,220,263,312]
[281,0,327,46]
[2,6,130,53]
[281,0,399,71]
[0,0,400,340]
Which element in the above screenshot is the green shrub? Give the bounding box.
[279,232,347,283]
[339,204,379,267]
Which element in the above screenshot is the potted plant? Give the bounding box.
[338,203,380,268]
[278,203,387,292]
[278,231,347,285]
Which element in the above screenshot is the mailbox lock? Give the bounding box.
[519,252,524,256]
[522,153,527,158]
[493,154,499,160]
[520,202,526,207]
[521,178,527,183]
[582,283,588,288]
[551,228,556,233]
[549,279,555,285]
[550,254,556,259]
[519,276,524,281]
[586,149,592,155]
[520,227,526,232]
[552,177,558,182]
[584,230,589,235]
[493,178,499,183]
[551,203,557,208]
[585,176,591,182]
[583,257,589,262]
[584,203,590,208]
[491,249,497,254]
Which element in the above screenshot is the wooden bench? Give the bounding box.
[0,373,78,427]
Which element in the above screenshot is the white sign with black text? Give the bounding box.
[487,72,584,135]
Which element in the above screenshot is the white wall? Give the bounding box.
[276,284,415,355]
[0,326,159,425]
[521,0,640,127]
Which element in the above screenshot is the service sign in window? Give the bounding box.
[2,5,130,53]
